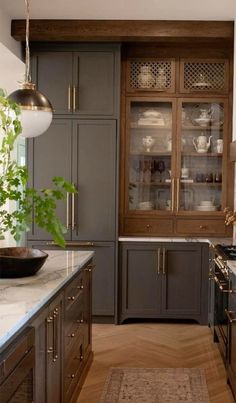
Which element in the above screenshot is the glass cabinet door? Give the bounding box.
[178,100,225,213]
[127,99,174,212]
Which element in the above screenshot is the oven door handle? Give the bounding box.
[214,275,234,293]
[225,309,236,323]
[214,257,225,270]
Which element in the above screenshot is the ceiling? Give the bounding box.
[1,0,236,21]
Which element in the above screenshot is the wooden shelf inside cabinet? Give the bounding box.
[182,125,223,131]
[181,152,223,157]
[130,151,171,157]
[131,181,171,187]
[130,123,172,130]
[180,181,222,187]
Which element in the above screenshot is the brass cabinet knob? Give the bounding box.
[199,225,207,230]
[68,333,75,338]
[68,296,75,301]
[77,285,84,289]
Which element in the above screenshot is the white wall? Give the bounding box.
[0,5,21,59]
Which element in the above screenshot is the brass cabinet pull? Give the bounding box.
[68,85,72,111]
[46,241,95,247]
[225,309,236,323]
[66,192,70,230]
[77,284,84,290]
[67,296,75,301]
[176,178,180,211]
[162,248,166,275]
[72,192,75,230]
[199,225,207,230]
[68,333,75,338]
[157,248,161,275]
[72,85,76,112]
[171,178,175,212]
[53,307,59,362]
[77,318,84,324]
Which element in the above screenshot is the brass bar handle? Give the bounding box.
[46,241,95,247]
[53,308,59,362]
[214,257,225,270]
[73,85,76,112]
[162,247,166,275]
[176,178,180,212]
[66,192,70,230]
[157,248,161,275]
[171,178,175,212]
[72,192,75,230]
[68,85,71,111]
[225,309,236,323]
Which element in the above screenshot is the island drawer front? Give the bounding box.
[65,271,84,311]
[176,218,227,235]
[64,334,84,401]
[64,293,84,330]
[124,218,173,235]
[64,307,84,357]
[0,327,34,383]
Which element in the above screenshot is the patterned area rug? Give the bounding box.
[100,367,210,403]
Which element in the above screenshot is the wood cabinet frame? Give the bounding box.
[119,42,234,237]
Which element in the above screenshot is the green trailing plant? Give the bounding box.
[0,88,76,248]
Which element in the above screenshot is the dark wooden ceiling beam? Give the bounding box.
[11,20,234,42]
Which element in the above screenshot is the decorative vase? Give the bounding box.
[138,66,155,88]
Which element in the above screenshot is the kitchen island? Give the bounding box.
[0,250,94,403]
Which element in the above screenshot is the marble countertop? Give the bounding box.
[0,250,94,350]
[118,237,233,245]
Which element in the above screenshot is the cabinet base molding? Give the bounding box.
[92,315,115,324]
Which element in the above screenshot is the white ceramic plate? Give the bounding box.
[195,205,217,211]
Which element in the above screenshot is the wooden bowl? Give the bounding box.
[0,247,48,278]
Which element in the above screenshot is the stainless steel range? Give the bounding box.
[210,244,236,399]
[211,244,236,363]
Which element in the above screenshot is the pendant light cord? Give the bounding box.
[25,0,31,83]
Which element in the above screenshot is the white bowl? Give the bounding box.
[200,201,213,206]
[195,205,217,211]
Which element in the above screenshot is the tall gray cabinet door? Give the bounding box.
[72,120,116,241]
[73,51,116,116]
[28,119,72,241]
[161,244,202,317]
[120,243,161,320]
[33,52,73,115]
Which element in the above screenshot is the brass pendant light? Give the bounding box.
[9,0,53,138]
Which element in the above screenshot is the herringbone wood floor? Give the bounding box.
[77,323,235,403]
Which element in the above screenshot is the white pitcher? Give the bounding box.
[193,134,212,153]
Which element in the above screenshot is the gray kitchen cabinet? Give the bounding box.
[27,118,117,318]
[72,120,117,241]
[28,119,72,241]
[28,118,117,242]
[32,44,120,118]
[32,293,63,403]
[0,328,35,403]
[28,240,115,319]
[119,242,209,324]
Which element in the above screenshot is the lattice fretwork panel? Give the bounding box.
[129,61,173,90]
[183,61,226,91]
